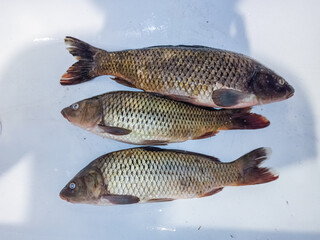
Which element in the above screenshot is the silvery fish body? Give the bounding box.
[59,147,278,205]
[61,37,294,108]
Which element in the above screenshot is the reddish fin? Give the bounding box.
[200,187,223,197]
[224,107,270,130]
[111,76,137,88]
[140,140,168,146]
[60,36,101,85]
[234,147,278,186]
[98,124,132,135]
[193,130,219,140]
[147,198,175,203]
[102,194,140,205]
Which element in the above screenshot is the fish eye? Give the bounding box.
[72,104,79,110]
[69,182,76,189]
[278,78,285,85]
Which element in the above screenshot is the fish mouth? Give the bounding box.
[61,109,69,120]
[59,191,69,202]
[286,91,294,99]
[286,86,295,99]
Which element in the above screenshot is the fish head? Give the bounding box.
[250,68,294,105]
[61,98,101,129]
[60,167,105,204]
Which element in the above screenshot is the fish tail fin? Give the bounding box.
[234,147,278,186]
[225,107,270,130]
[60,36,102,85]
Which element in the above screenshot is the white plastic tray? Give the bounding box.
[0,0,319,239]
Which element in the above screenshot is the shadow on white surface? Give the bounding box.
[0,0,318,239]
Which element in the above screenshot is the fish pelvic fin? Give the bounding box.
[60,36,101,85]
[233,147,278,186]
[222,107,270,130]
[200,187,223,198]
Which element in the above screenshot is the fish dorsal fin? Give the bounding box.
[140,147,220,163]
[148,92,216,111]
[140,146,163,151]
[145,45,212,49]
[140,140,168,146]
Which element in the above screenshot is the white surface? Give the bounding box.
[0,0,319,239]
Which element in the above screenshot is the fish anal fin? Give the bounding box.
[111,76,137,88]
[193,130,219,140]
[147,198,175,203]
[98,124,131,135]
[212,89,248,107]
[200,187,223,198]
[102,194,140,205]
[146,45,209,49]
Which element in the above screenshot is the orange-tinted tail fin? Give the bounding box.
[226,107,270,130]
[60,36,101,85]
[234,147,278,186]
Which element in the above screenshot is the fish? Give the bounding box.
[59,147,278,205]
[61,91,270,145]
[60,36,294,109]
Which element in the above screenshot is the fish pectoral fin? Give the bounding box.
[98,124,132,135]
[146,198,175,203]
[212,89,248,107]
[140,140,169,146]
[200,187,224,198]
[110,76,137,88]
[102,194,140,205]
[193,130,219,140]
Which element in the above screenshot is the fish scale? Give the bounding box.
[61,91,270,145]
[97,47,254,99]
[100,92,215,142]
[60,147,278,205]
[61,37,294,108]
[96,148,231,201]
